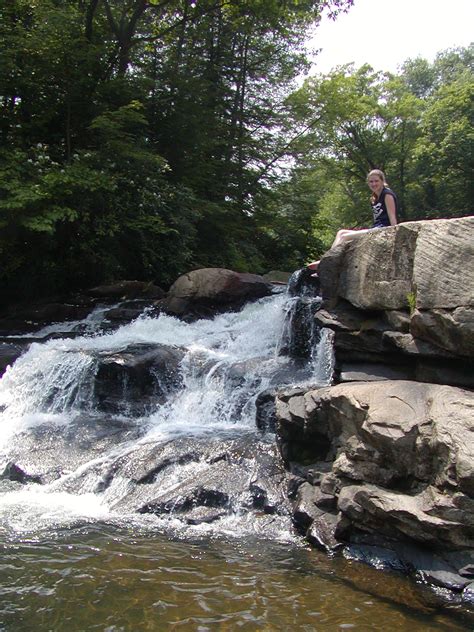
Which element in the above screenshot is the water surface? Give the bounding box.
[1,525,472,631]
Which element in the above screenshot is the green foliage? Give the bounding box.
[280,45,473,251]
[410,77,474,216]
[406,289,417,316]
[0,0,471,304]
[0,0,356,303]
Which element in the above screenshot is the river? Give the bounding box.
[0,286,472,630]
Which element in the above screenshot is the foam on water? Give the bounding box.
[0,288,332,536]
[0,487,109,536]
[0,293,289,439]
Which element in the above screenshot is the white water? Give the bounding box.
[0,290,333,535]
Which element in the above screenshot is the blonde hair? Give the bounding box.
[367,169,388,203]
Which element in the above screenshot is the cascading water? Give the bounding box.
[1,281,471,631]
[0,276,332,539]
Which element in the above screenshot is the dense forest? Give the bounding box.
[0,1,472,303]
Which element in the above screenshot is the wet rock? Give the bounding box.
[139,486,231,516]
[292,483,340,553]
[276,389,332,464]
[306,512,342,553]
[93,343,184,415]
[255,389,278,432]
[13,303,93,323]
[0,342,25,376]
[2,416,144,484]
[345,543,474,592]
[185,507,229,525]
[51,432,292,527]
[292,482,323,531]
[281,297,322,359]
[463,582,474,602]
[287,268,320,297]
[87,280,165,301]
[0,304,94,336]
[103,301,152,323]
[0,461,41,484]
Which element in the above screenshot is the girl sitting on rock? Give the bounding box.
[307,169,398,275]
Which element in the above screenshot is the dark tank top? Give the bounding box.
[371,187,398,227]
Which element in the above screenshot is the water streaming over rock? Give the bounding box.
[1,278,473,631]
[0,274,331,538]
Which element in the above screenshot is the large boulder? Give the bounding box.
[315,217,474,386]
[321,217,474,312]
[159,268,272,320]
[275,380,474,592]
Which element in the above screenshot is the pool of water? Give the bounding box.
[1,525,472,631]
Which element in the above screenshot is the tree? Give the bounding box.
[276,46,472,259]
[280,63,422,252]
[410,77,474,217]
[0,0,354,302]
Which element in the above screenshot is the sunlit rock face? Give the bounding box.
[276,380,474,594]
[315,217,474,388]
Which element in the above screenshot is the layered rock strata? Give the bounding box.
[275,216,474,596]
[276,380,474,595]
[316,216,474,388]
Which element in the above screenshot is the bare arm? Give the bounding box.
[386,194,398,225]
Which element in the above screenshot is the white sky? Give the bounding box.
[309,0,474,74]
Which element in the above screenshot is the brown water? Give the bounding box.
[1,525,472,631]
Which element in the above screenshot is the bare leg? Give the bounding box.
[307,228,374,273]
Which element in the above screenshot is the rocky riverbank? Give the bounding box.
[275,217,474,598]
[0,217,472,599]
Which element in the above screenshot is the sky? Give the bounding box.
[308,0,474,75]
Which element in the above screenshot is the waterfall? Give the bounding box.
[0,279,332,536]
